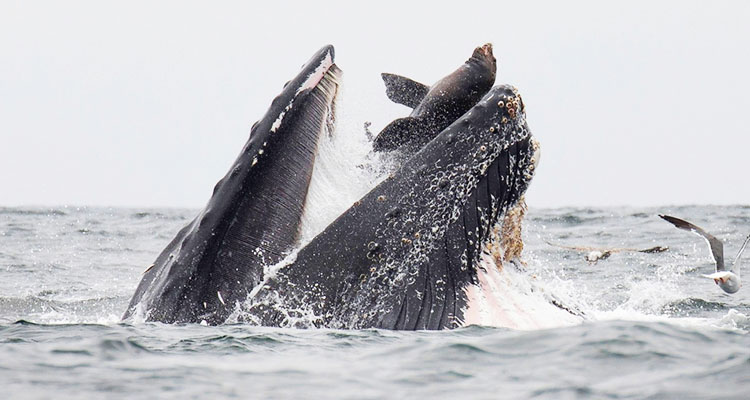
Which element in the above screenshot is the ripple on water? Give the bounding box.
[0,208,68,217]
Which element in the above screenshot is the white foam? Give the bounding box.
[297,83,389,243]
[713,309,750,332]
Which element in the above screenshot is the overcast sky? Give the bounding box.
[1,1,748,209]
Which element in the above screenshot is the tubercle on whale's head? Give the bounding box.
[488,85,525,127]
[457,84,526,140]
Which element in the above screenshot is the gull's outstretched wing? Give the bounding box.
[659,214,725,271]
[730,234,750,277]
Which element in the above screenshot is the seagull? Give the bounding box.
[544,241,668,264]
[659,214,749,294]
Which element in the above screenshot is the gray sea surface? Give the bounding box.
[1,205,749,399]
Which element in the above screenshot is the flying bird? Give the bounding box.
[544,241,668,264]
[659,214,749,294]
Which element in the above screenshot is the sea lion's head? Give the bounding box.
[465,43,496,87]
[470,43,496,73]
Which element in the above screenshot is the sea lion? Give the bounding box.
[372,43,497,154]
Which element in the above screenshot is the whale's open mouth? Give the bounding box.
[125,45,554,330]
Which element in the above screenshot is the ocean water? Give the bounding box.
[1,205,749,399]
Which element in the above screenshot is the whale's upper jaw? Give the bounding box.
[455,86,535,251]
[381,84,539,329]
[408,84,537,329]
[123,46,341,324]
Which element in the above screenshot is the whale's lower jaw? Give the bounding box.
[122,46,341,325]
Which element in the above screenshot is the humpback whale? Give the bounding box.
[244,85,540,329]
[123,45,341,324]
[372,43,496,155]
[124,44,561,329]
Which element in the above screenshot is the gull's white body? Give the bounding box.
[702,271,741,294]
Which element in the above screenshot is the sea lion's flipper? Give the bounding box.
[381,73,429,109]
[372,117,431,152]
